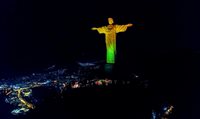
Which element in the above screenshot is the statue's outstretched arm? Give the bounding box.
[91,26,106,34]
[126,23,133,27]
[116,24,133,33]
[91,27,98,30]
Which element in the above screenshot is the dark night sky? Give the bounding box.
[0,0,191,71]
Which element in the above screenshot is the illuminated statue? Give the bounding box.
[92,18,133,64]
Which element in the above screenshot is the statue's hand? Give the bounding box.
[127,23,133,27]
[91,27,97,30]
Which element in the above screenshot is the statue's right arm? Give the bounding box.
[91,27,98,30]
[92,26,106,34]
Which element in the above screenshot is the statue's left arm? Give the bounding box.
[116,23,133,33]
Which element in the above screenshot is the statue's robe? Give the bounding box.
[96,25,129,63]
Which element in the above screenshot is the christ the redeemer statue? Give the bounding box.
[92,17,133,64]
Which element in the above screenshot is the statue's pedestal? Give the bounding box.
[104,63,114,79]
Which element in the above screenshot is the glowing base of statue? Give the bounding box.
[106,47,115,64]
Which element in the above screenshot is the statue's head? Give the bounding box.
[108,18,114,25]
